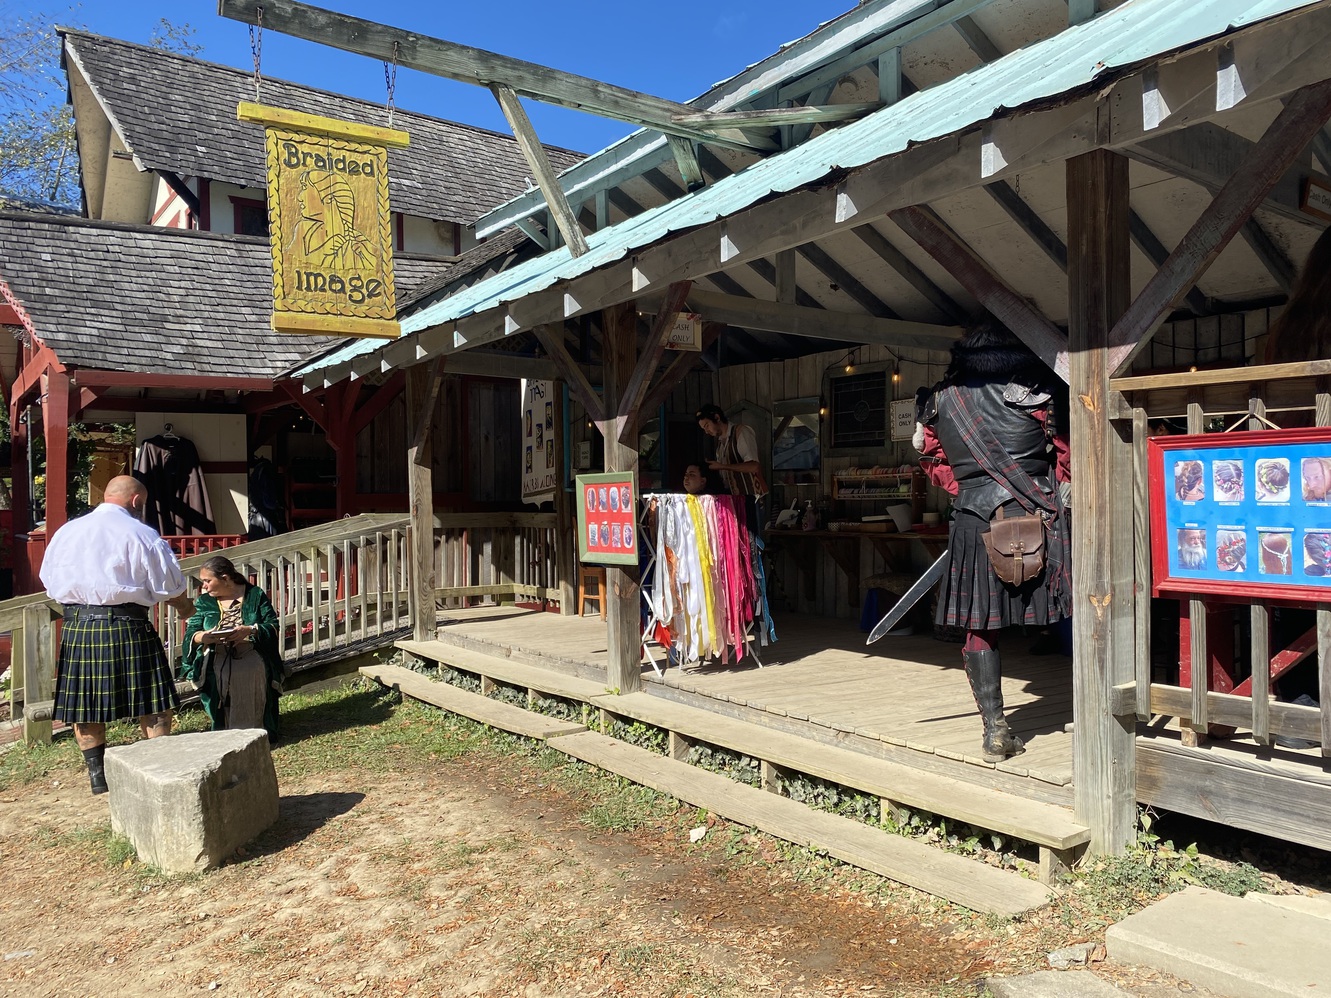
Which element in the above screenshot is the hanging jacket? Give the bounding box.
[134,435,216,535]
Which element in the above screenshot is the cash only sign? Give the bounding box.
[238,103,409,339]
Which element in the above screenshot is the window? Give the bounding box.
[829,371,887,448]
[230,196,268,237]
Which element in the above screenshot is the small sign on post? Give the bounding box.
[521,379,557,505]
[237,103,409,339]
[664,312,703,351]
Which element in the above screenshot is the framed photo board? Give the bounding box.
[576,471,638,566]
[1148,427,1331,602]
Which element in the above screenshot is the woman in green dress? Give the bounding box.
[181,555,284,742]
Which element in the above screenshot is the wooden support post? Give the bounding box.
[600,302,642,695]
[42,370,70,534]
[1067,149,1136,856]
[406,363,439,641]
[21,604,55,746]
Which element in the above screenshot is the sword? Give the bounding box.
[866,549,950,645]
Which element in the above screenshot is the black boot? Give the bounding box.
[82,745,108,795]
[962,649,1025,763]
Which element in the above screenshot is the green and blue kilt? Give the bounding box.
[52,617,179,723]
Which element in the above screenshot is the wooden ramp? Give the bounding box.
[381,640,1086,901]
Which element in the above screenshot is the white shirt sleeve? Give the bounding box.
[732,423,759,464]
[41,504,186,605]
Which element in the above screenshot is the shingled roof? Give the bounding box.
[60,30,585,226]
[0,211,446,378]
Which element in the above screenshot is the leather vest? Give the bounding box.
[931,381,1053,518]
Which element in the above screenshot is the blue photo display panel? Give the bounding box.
[1163,440,1331,587]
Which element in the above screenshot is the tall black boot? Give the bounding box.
[82,745,108,795]
[962,649,1025,763]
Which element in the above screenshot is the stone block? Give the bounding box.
[106,729,278,873]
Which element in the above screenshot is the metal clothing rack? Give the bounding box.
[638,494,765,673]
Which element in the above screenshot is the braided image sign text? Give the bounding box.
[238,102,408,339]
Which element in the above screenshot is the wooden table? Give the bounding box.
[766,529,947,607]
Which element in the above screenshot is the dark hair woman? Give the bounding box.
[914,320,1072,762]
[181,555,284,741]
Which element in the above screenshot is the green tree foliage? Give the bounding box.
[0,4,78,207]
[0,7,202,208]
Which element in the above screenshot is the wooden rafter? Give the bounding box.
[618,280,692,425]
[1239,217,1295,292]
[490,84,589,258]
[1127,122,1323,229]
[639,322,725,416]
[654,288,962,349]
[532,324,604,422]
[1127,213,1209,315]
[984,181,1068,272]
[350,371,407,434]
[409,357,447,453]
[888,204,1070,379]
[853,223,967,323]
[218,0,775,153]
[1107,79,1331,375]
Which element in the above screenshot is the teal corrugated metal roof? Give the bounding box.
[300,0,1320,378]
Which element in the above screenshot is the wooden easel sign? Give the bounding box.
[238,103,409,339]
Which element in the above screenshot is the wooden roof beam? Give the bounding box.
[532,324,605,423]
[777,0,1004,103]
[1108,79,1331,376]
[639,322,724,415]
[1240,217,1295,292]
[1127,122,1323,228]
[643,288,962,350]
[984,181,1068,273]
[618,280,692,425]
[1127,212,1209,315]
[888,204,1070,380]
[853,223,968,324]
[490,84,589,257]
[218,0,773,153]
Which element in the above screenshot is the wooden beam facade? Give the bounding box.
[406,363,437,641]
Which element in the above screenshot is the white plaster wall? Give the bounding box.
[135,413,248,535]
[400,214,457,255]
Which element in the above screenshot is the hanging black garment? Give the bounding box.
[133,435,216,535]
[247,457,288,540]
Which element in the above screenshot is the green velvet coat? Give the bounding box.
[181,583,283,739]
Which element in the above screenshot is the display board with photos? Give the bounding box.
[575,472,639,566]
[1148,427,1331,601]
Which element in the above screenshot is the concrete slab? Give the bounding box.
[1106,886,1331,998]
[1244,892,1331,922]
[106,729,278,873]
[985,970,1133,997]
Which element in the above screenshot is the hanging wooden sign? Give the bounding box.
[237,103,409,339]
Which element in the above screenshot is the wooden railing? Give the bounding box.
[434,512,565,609]
[1111,359,1331,755]
[4,513,412,745]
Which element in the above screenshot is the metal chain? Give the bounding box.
[384,41,399,128]
[248,6,264,103]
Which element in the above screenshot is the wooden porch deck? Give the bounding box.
[432,606,1075,805]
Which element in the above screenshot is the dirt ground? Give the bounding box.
[0,680,1258,997]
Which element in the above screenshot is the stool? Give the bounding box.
[577,564,608,620]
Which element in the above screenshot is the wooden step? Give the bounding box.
[591,691,1088,854]
[396,638,609,703]
[547,729,1053,917]
[361,663,587,741]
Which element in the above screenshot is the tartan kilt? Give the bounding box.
[52,617,179,723]
[935,504,1072,633]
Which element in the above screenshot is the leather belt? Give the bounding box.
[63,603,150,622]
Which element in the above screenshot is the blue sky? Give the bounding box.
[48,0,857,154]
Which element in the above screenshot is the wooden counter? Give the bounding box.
[766,528,947,607]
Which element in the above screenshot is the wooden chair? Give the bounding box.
[577,564,608,620]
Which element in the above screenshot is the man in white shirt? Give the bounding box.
[41,476,196,795]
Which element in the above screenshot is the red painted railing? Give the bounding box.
[163,534,247,559]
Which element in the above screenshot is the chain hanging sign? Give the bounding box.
[237,103,409,339]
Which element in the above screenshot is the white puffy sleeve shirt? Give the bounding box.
[41,503,187,606]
